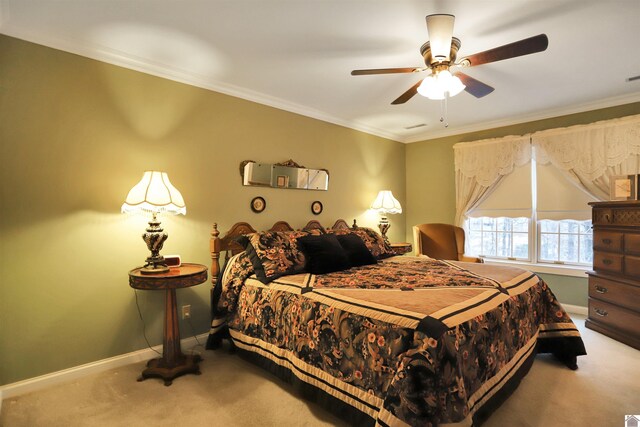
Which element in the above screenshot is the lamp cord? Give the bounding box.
[133,289,162,355]
[134,289,205,356]
[186,317,204,351]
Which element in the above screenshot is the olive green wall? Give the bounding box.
[0,35,406,385]
[405,102,640,308]
[2,32,638,386]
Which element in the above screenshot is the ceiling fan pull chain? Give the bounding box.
[440,94,449,128]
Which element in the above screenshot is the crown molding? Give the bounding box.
[403,92,640,144]
[2,22,638,145]
[0,24,403,143]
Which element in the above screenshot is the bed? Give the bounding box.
[206,219,586,426]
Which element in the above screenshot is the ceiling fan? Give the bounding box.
[351,14,549,105]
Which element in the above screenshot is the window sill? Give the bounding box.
[482,259,590,278]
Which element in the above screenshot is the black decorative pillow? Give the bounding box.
[235,235,250,248]
[237,231,307,283]
[328,227,394,259]
[297,234,351,275]
[336,234,377,267]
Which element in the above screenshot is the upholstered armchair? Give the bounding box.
[412,223,483,263]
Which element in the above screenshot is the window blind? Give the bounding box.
[536,162,597,221]
[467,163,532,218]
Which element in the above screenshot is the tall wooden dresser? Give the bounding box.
[587,201,640,350]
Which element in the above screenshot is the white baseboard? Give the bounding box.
[563,303,588,316]
[0,333,209,403]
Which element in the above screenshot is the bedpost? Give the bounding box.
[210,223,221,286]
[352,219,358,229]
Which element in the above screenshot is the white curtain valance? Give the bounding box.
[453,113,640,225]
[532,114,640,179]
[454,135,531,187]
[532,113,640,200]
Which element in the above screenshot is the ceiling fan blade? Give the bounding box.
[461,34,549,67]
[426,14,455,62]
[391,79,424,105]
[351,67,424,76]
[454,72,495,98]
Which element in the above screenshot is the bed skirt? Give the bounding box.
[206,327,567,427]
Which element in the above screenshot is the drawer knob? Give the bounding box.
[594,308,608,317]
[602,259,613,265]
[604,214,611,223]
[601,238,612,245]
[594,285,608,294]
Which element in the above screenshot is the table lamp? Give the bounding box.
[370,190,402,244]
[122,171,186,274]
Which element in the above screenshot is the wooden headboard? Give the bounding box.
[209,219,357,287]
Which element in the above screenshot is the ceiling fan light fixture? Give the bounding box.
[447,73,466,97]
[417,75,443,100]
[417,70,465,100]
[426,14,455,62]
[352,16,548,106]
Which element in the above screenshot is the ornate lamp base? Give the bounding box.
[141,260,170,275]
[140,212,170,275]
[378,216,391,245]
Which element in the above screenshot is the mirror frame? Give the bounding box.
[239,159,329,191]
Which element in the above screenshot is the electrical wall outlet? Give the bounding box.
[181,304,191,320]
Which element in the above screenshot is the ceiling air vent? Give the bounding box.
[404,123,427,130]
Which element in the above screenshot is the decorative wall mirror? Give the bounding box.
[240,159,329,191]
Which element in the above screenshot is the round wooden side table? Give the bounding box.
[129,263,208,386]
[390,242,412,256]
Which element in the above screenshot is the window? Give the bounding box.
[465,157,596,268]
[538,220,593,265]
[466,217,593,267]
[467,217,529,260]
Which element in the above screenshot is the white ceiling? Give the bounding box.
[2,0,640,143]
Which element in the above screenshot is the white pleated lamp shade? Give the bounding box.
[121,171,186,215]
[370,190,402,215]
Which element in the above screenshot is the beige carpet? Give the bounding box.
[1,315,638,427]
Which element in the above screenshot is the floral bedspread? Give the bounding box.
[209,255,586,426]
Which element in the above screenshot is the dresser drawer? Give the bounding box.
[593,251,624,274]
[592,208,613,225]
[588,299,640,338]
[593,231,623,252]
[625,255,640,278]
[589,276,640,311]
[626,233,640,255]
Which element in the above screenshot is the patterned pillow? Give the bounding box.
[354,227,395,259]
[238,230,313,283]
[213,251,255,316]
